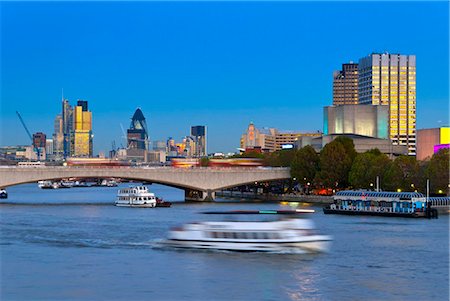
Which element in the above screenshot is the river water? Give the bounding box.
[0,183,448,300]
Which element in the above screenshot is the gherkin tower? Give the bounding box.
[127,108,149,150]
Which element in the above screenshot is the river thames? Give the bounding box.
[1,183,448,300]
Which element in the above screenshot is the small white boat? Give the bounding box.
[160,209,332,253]
[0,189,7,199]
[116,186,157,208]
[38,180,59,189]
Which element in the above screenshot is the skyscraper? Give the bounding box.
[73,100,93,157]
[333,62,359,105]
[127,108,149,150]
[52,114,64,160]
[62,99,73,158]
[190,125,207,157]
[358,53,416,155]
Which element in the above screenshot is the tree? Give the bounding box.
[199,157,210,167]
[349,149,390,189]
[334,136,357,162]
[425,149,449,194]
[383,155,420,191]
[263,149,296,167]
[315,140,352,188]
[291,145,319,184]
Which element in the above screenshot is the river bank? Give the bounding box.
[216,190,333,204]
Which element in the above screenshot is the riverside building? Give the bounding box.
[240,122,321,152]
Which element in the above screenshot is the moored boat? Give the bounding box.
[0,188,7,199]
[116,186,157,208]
[323,191,438,218]
[160,209,332,253]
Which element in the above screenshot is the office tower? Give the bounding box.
[333,62,359,105]
[190,125,207,157]
[127,108,149,150]
[358,53,416,155]
[46,138,54,157]
[62,99,74,158]
[153,140,166,152]
[52,114,64,160]
[73,100,93,157]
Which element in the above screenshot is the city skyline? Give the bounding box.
[1,1,448,154]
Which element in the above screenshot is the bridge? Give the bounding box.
[0,166,291,201]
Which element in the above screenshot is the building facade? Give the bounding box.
[416,127,450,160]
[62,99,74,158]
[240,123,321,152]
[52,114,64,160]
[333,63,359,105]
[73,100,93,157]
[190,125,207,157]
[127,108,149,151]
[358,53,416,155]
[323,105,388,139]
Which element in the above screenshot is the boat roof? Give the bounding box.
[429,196,450,201]
[336,190,425,198]
[201,209,315,215]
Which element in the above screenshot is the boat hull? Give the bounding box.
[160,236,332,253]
[115,203,156,208]
[323,208,425,218]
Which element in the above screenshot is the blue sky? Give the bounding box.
[1,1,448,154]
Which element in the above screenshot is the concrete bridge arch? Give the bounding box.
[0,166,291,201]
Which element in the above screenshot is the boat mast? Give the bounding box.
[376,176,380,192]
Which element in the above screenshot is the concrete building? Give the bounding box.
[146,150,166,164]
[333,62,359,105]
[416,127,450,160]
[324,105,388,139]
[240,122,321,152]
[295,134,408,157]
[358,53,416,155]
[191,125,207,157]
[73,100,93,157]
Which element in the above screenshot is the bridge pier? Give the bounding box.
[185,189,216,202]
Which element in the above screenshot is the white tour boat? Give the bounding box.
[160,209,332,253]
[116,186,157,208]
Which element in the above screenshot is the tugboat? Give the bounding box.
[156,197,172,208]
[159,209,331,253]
[0,188,7,199]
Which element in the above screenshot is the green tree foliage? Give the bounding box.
[290,145,319,183]
[334,136,357,162]
[199,157,210,167]
[349,149,390,189]
[383,155,420,191]
[315,140,353,188]
[425,148,449,194]
[263,149,296,167]
[231,151,264,159]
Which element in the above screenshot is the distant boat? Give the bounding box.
[0,189,7,199]
[115,186,157,208]
[38,181,59,189]
[156,197,172,208]
[160,209,331,253]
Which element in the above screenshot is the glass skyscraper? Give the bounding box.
[358,53,416,155]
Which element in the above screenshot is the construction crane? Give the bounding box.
[16,111,41,160]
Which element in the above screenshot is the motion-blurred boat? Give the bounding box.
[160,209,331,253]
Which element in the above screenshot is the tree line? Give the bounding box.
[238,137,449,195]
